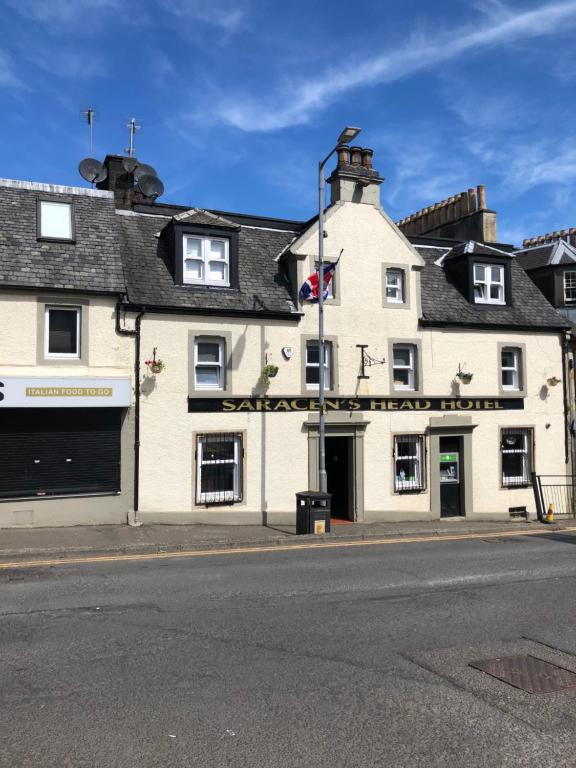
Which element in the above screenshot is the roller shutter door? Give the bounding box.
[0,408,121,499]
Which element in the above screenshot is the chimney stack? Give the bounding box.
[396,184,497,243]
[327,146,384,206]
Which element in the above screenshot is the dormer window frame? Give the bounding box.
[468,256,511,307]
[172,223,240,289]
[563,269,576,304]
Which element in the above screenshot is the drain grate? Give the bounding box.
[470,655,576,694]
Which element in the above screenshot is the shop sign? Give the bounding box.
[0,377,131,408]
[188,396,524,413]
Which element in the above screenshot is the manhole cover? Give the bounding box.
[470,655,576,694]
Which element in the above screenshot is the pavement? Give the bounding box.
[3,529,576,766]
[0,515,573,561]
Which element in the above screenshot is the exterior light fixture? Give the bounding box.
[337,126,361,144]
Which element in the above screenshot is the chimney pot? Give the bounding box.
[349,146,362,166]
[361,148,373,169]
[336,144,350,168]
[477,185,487,210]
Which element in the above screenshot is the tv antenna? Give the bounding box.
[82,108,96,155]
[125,118,140,158]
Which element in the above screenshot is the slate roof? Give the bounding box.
[515,241,576,270]
[118,211,300,316]
[0,180,125,294]
[417,246,570,330]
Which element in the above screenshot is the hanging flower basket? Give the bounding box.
[260,364,279,386]
[547,376,561,387]
[456,371,473,384]
[145,358,165,375]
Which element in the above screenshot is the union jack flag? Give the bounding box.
[299,262,336,303]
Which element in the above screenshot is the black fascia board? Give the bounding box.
[122,302,302,320]
[409,235,516,252]
[419,319,570,332]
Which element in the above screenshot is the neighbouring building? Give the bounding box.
[0,145,571,527]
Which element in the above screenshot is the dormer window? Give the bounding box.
[564,271,576,304]
[473,263,505,305]
[183,235,229,287]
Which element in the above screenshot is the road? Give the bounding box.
[2,530,576,767]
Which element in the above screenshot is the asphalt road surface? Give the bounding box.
[2,530,576,767]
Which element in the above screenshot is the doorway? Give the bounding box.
[439,435,464,517]
[326,436,353,520]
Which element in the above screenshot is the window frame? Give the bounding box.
[392,343,416,391]
[500,427,533,488]
[44,305,81,360]
[37,199,75,243]
[564,270,576,304]
[386,268,404,304]
[182,234,230,287]
[194,337,225,391]
[501,346,521,391]
[473,262,505,305]
[195,432,243,505]
[394,434,426,493]
[305,339,332,391]
[497,342,526,396]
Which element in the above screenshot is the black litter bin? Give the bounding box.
[296,491,331,535]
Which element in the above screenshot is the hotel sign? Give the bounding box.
[188,396,524,413]
[0,377,132,408]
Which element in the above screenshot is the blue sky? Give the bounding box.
[1,0,576,244]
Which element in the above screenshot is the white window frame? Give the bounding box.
[196,433,242,504]
[501,347,521,391]
[392,344,416,391]
[501,428,532,487]
[39,201,73,240]
[305,340,331,390]
[183,235,230,287]
[564,271,576,304]
[44,306,81,359]
[394,435,424,491]
[386,268,404,303]
[473,263,505,305]
[194,338,225,390]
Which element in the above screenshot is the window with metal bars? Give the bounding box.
[501,428,533,487]
[394,434,425,492]
[196,433,243,504]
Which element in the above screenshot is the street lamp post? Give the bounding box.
[317,126,361,494]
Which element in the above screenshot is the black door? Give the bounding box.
[439,436,463,517]
[326,437,353,520]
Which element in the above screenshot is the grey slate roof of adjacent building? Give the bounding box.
[515,240,576,270]
[117,211,300,316]
[0,180,125,294]
[417,245,570,329]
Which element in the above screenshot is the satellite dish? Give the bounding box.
[122,157,139,174]
[137,174,164,199]
[78,157,107,184]
[134,163,158,181]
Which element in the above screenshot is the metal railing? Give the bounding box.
[533,474,576,520]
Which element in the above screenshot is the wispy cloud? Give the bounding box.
[213,0,576,131]
[0,49,24,89]
[7,0,122,24]
[156,0,247,31]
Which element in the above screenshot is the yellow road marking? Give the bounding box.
[0,526,575,571]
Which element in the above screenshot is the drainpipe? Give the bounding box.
[115,303,145,526]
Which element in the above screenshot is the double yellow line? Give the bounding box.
[1,526,574,571]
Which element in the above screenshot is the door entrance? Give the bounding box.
[439,436,464,517]
[326,436,353,520]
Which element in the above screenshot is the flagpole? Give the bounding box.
[318,157,328,494]
[316,127,361,495]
